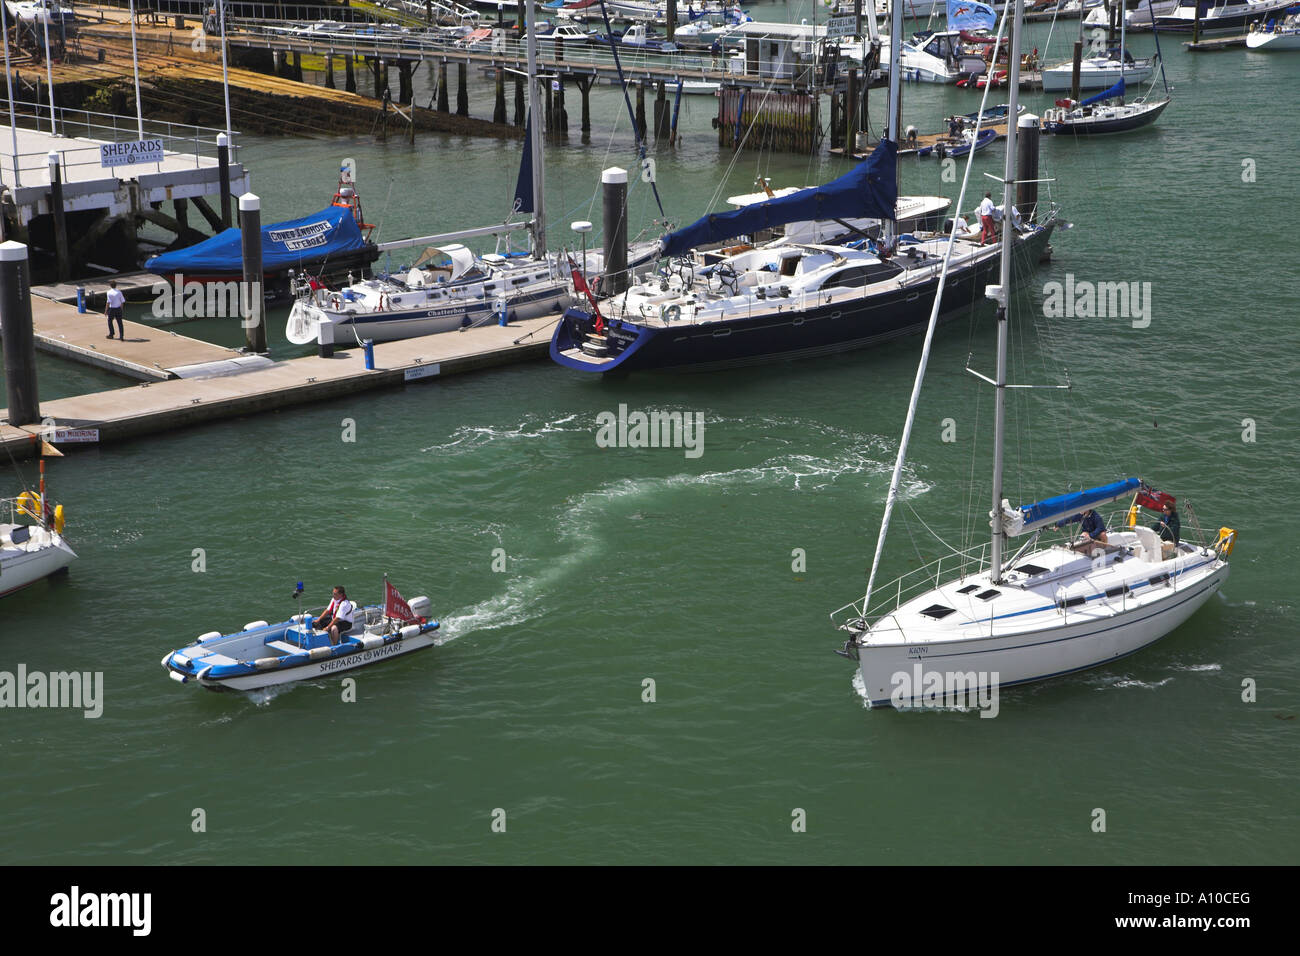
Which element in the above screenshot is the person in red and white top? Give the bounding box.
[317,585,355,645]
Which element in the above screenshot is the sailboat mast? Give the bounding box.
[525,0,546,257]
[883,0,903,247]
[989,0,1023,585]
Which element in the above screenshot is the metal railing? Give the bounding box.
[222,22,817,88]
[4,99,239,185]
[830,541,992,633]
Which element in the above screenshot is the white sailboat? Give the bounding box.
[1,466,75,599]
[831,0,1236,708]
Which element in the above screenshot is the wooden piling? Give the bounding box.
[438,60,450,112]
[576,75,593,143]
[456,62,468,116]
[494,68,507,124]
[653,81,668,140]
[845,68,858,154]
[514,75,525,126]
[345,55,356,94]
[398,61,413,105]
[635,81,646,140]
[325,53,335,90]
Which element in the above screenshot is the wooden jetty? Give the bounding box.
[31,271,167,307]
[1184,35,1250,50]
[1,312,558,460]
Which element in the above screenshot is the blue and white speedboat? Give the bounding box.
[162,587,439,691]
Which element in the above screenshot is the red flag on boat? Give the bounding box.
[384,580,418,623]
[567,254,605,334]
[1136,487,1176,511]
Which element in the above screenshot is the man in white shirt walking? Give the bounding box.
[105,280,126,340]
[317,585,356,645]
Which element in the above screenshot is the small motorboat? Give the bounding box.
[913,125,998,157]
[1,485,74,599]
[161,581,439,691]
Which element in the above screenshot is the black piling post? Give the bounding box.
[1016,113,1041,223]
[634,81,646,140]
[845,68,858,155]
[601,167,628,296]
[557,78,568,135]
[666,0,677,40]
[514,75,525,126]
[0,241,40,426]
[292,51,303,82]
[46,151,70,281]
[217,132,232,229]
[325,53,335,89]
[239,194,267,354]
[456,62,468,116]
[1070,41,1082,102]
[345,55,357,93]
[438,60,450,112]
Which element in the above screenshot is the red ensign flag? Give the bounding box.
[568,255,605,333]
[385,581,418,623]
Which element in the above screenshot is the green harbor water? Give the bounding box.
[2,9,1298,865]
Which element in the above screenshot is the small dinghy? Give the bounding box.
[161,580,439,691]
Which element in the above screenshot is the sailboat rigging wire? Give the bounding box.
[1150,3,1171,94]
[596,0,666,220]
[859,2,1013,615]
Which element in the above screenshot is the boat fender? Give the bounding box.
[244,620,269,631]
[254,657,281,670]
[196,631,222,643]
[309,646,332,660]
[197,665,213,681]
[360,634,385,650]
[53,504,66,534]
[400,624,422,640]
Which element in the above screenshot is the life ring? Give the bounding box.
[330,293,343,310]
[16,491,41,520]
[663,304,681,322]
[53,504,66,535]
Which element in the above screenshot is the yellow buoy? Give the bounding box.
[1127,504,1138,528]
[53,504,66,535]
[1215,528,1237,556]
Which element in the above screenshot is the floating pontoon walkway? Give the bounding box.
[27,296,248,382]
[1,314,556,460]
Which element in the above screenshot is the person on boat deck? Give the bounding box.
[977,193,997,245]
[1057,508,1108,554]
[317,586,355,645]
[1152,502,1181,544]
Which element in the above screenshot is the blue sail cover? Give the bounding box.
[145,206,368,276]
[659,140,899,259]
[1081,77,1125,107]
[1012,478,1141,536]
